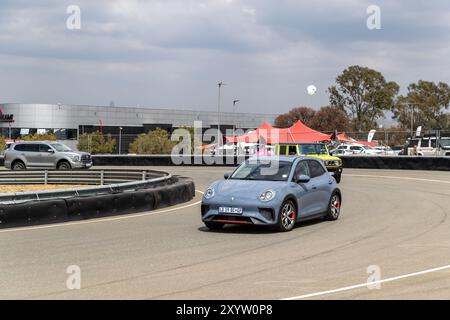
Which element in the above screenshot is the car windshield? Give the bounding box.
[440,139,450,147]
[298,144,327,154]
[50,143,72,152]
[230,160,292,181]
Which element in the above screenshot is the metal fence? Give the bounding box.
[0,169,172,204]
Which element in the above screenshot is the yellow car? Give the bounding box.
[275,143,343,183]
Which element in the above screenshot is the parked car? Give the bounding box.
[274,143,343,183]
[371,146,396,155]
[405,136,450,156]
[4,141,92,170]
[335,144,379,155]
[201,156,342,232]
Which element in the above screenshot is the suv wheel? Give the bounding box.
[57,161,72,170]
[12,161,26,170]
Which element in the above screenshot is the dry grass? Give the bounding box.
[0,184,88,193]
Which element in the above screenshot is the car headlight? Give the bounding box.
[71,155,80,162]
[204,187,215,199]
[259,190,276,202]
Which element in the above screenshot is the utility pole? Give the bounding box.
[217,81,226,151]
[119,127,123,155]
[232,99,240,136]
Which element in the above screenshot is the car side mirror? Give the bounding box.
[47,149,54,153]
[224,172,231,179]
[296,174,310,183]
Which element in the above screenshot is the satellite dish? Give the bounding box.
[307,85,317,95]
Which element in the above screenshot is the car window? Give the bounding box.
[230,160,293,181]
[338,146,346,149]
[50,143,72,152]
[279,145,287,155]
[419,139,429,148]
[350,146,361,150]
[294,161,310,178]
[14,144,39,152]
[38,144,51,152]
[288,145,297,155]
[430,139,437,148]
[307,160,326,178]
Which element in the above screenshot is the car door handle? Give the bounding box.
[311,185,317,190]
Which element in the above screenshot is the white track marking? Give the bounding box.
[346,174,450,184]
[282,264,450,300]
[0,190,204,234]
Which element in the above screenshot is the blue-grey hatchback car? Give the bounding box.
[201,156,342,232]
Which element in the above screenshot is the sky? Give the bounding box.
[1,0,450,121]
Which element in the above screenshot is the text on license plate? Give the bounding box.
[218,207,243,214]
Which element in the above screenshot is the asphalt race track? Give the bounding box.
[1,167,449,300]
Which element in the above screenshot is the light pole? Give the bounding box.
[232,99,240,136]
[119,127,123,155]
[217,81,226,151]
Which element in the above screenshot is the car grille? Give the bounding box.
[81,154,91,163]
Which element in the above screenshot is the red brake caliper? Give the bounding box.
[290,211,295,220]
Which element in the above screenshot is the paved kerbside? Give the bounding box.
[0,167,449,300]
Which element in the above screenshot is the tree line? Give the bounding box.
[275,65,450,133]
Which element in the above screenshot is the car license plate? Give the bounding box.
[218,207,243,214]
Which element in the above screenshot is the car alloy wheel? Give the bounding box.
[325,192,341,221]
[279,200,296,232]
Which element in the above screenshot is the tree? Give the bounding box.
[0,136,6,153]
[22,133,57,141]
[274,106,316,128]
[309,106,351,133]
[129,128,175,154]
[392,80,450,130]
[329,65,399,132]
[77,131,116,154]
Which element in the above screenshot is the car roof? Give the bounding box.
[13,141,55,144]
[248,155,318,163]
[277,142,324,145]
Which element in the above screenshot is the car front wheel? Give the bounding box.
[277,199,297,232]
[325,192,341,221]
[57,161,72,170]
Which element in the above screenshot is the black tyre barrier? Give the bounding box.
[0,177,195,229]
[339,156,450,171]
[92,155,450,171]
[0,199,68,228]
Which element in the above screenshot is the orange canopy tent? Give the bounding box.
[336,133,377,147]
[225,122,273,143]
[268,121,332,144]
[226,120,332,144]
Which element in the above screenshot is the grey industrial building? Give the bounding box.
[0,103,277,152]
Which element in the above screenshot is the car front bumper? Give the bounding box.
[201,200,279,226]
[71,160,93,169]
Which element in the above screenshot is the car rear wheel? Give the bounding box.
[204,221,224,230]
[57,161,72,170]
[12,161,26,170]
[277,199,296,232]
[325,192,341,221]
